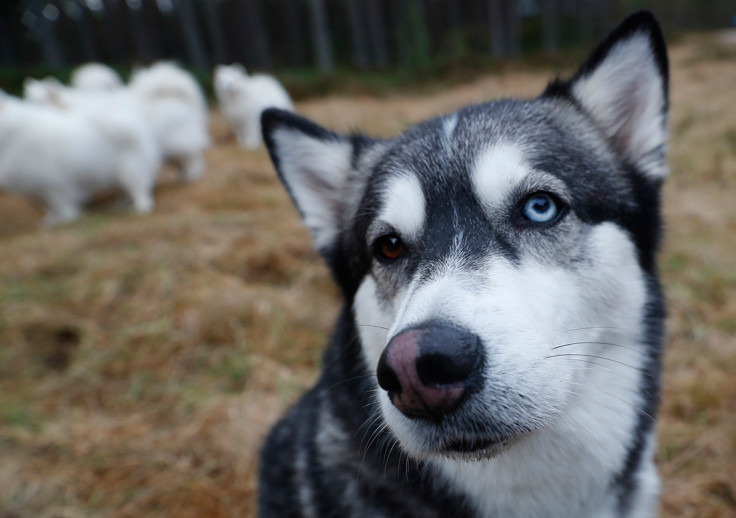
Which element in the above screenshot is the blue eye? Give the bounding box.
[522,193,559,224]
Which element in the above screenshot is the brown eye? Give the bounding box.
[374,234,406,261]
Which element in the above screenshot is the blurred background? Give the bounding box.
[2,0,736,95]
[1,1,735,518]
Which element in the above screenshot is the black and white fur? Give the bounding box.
[258,11,668,518]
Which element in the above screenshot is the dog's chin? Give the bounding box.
[382,397,549,462]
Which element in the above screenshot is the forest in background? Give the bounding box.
[1,0,735,97]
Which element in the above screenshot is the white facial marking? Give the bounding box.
[354,277,393,371]
[380,173,426,240]
[472,143,532,209]
[442,113,458,152]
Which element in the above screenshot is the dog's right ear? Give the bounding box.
[261,108,368,256]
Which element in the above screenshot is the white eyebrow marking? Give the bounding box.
[380,173,426,239]
[443,113,458,142]
[472,143,531,208]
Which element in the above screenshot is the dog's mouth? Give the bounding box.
[444,436,502,452]
[438,433,519,459]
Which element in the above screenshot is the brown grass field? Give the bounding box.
[1,33,735,518]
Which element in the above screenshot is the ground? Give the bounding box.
[0,34,734,518]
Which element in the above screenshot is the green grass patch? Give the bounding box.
[208,352,252,393]
[0,401,41,432]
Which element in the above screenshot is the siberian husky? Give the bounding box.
[258,11,668,518]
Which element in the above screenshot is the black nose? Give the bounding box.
[376,323,482,422]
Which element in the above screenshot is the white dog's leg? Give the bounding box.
[180,153,205,182]
[43,194,81,227]
[118,170,155,214]
[242,118,263,150]
[128,187,154,214]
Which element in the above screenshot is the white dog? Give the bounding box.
[214,64,293,150]
[70,63,123,91]
[26,63,210,183]
[0,93,160,226]
[128,62,211,181]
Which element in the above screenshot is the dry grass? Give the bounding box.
[1,33,735,517]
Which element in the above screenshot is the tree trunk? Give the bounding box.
[280,0,306,67]
[203,0,228,65]
[577,0,593,46]
[541,0,558,53]
[447,0,463,58]
[422,0,442,54]
[0,2,19,65]
[404,0,431,69]
[488,0,505,57]
[239,0,271,69]
[489,0,519,57]
[0,13,18,66]
[503,0,519,57]
[74,0,101,62]
[173,0,209,70]
[306,0,334,71]
[102,0,129,62]
[38,17,65,69]
[345,0,369,69]
[391,0,411,68]
[364,0,389,68]
[126,2,156,63]
[139,0,164,60]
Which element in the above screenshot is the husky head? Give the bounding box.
[262,12,667,462]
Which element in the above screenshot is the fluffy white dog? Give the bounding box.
[128,62,211,181]
[70,62,123,91]
[26,63,211,183]
[0,92,160,226]
[214,64,293,150]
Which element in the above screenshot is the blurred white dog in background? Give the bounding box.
[70,62,123,91]
[128,62,211,182]
[0,91,160,226]
[214,63,293,150]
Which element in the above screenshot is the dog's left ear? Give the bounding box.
[546,11,669,180]
[261,108,370,256]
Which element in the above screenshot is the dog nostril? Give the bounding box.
[416,353,475,387]
[376,350,402,394]
[415,328,480,388]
